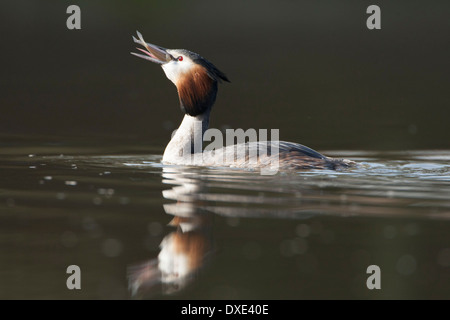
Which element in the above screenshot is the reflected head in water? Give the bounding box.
[128,167,214,298]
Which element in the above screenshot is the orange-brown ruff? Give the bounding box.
[131,31,356,171]
[177,65,216,116]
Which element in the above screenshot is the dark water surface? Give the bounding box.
[1,136,449,299]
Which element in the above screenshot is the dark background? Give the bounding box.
[1,0,449,151]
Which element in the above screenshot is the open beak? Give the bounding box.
[131,31,173,64]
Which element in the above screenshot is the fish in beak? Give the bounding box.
[131,31,173,64]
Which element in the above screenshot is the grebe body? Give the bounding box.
[132,31,355,171]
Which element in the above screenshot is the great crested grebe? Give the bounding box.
[131,31,355,171]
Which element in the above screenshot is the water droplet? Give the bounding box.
[56,193,66,200]
[98,188,114,196]
[119,197,130,205]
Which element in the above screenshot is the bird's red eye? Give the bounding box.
[177,56,183,61]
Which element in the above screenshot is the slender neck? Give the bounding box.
[162,109,211,163]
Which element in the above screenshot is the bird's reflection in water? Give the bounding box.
[126,159,441,298]
[127,166,331,298]
[128,167,214,298]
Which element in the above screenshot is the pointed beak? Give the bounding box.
[131,31,173,64]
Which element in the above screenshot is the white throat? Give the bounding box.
[161,50,195,85]
[162,110,210,164]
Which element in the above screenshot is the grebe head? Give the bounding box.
[131,31,229,116]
